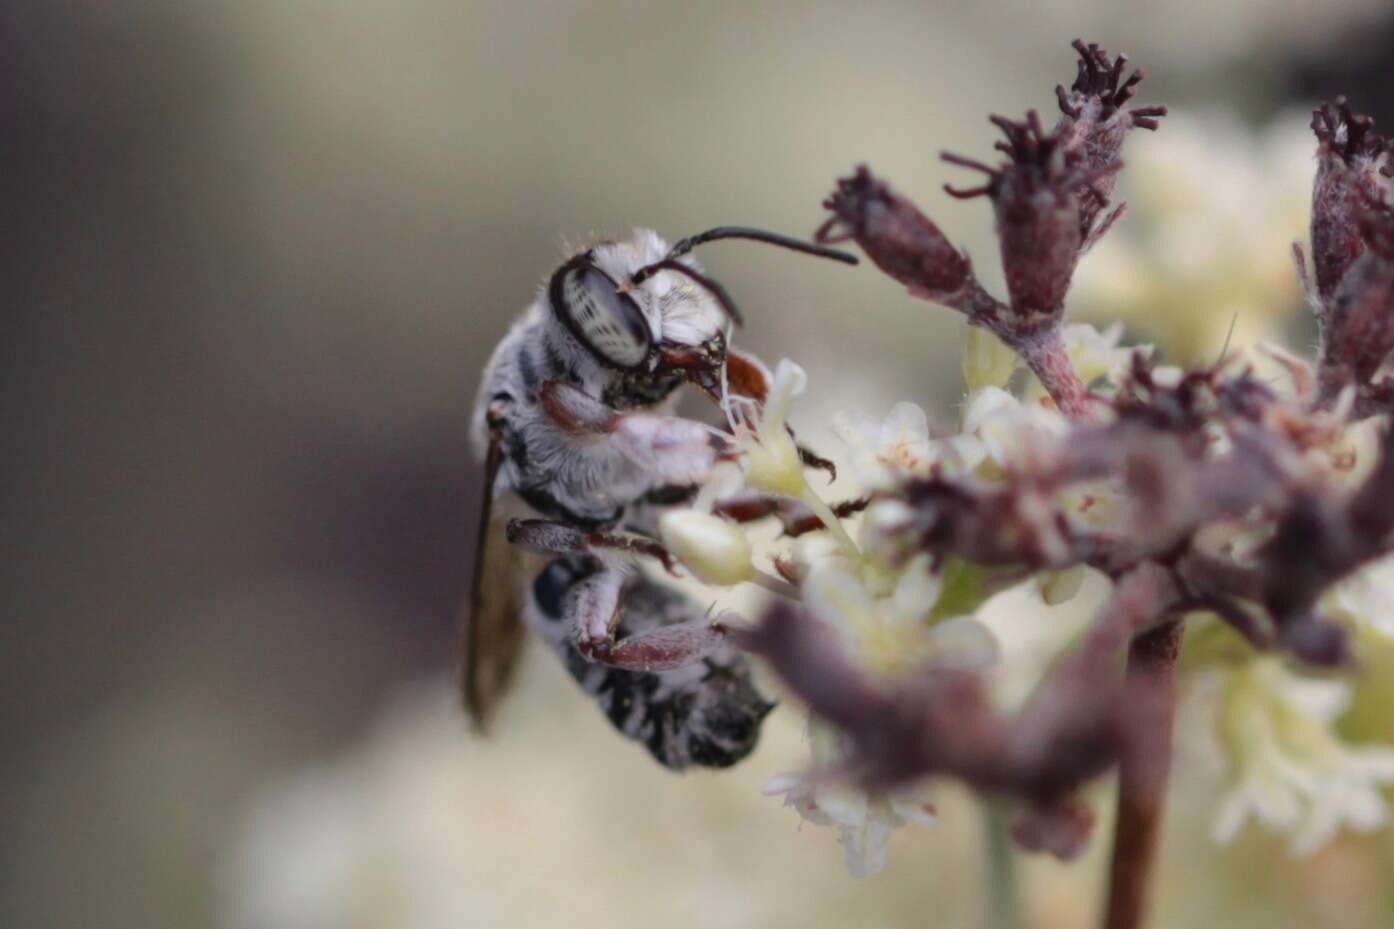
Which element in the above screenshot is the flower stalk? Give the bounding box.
[1103,620,1183,929]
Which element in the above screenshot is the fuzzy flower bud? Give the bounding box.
[817,166,972,299]
[659,510,754,586]
[1053,39,1166,235]
[943,111,1101,332]
[1310,97,1392,305]
[1320,202,1394,389]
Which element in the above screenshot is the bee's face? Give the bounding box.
[549,228,732,396]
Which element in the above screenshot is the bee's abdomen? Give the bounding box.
[528,557,774,770]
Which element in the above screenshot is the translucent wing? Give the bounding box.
[460,436,528,731]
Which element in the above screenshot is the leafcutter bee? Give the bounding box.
[462,226,856,769]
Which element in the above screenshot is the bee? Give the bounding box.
[462,225,856,769]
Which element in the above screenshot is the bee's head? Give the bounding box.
[547,226,857,401]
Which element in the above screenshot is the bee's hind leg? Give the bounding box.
[552,560,729,673]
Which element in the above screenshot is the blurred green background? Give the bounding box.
[5,3,1394,928]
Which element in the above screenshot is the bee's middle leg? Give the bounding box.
[506,518,678,574]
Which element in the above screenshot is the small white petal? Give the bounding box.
[891,554,944,623]
[802,564,875,633]
[924,616,1000,671]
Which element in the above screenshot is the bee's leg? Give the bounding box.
[506,518,679,575]
[539,380,737,484]
[578,619,729,673]
[794,438,838,482]
[563,563,728,672]
[711,491,870,536]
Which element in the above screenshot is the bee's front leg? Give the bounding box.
[563,562,729,673]
[539,380,737,485]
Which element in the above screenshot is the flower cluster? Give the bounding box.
[647,41,1394,918]
[1212,658,1394,855]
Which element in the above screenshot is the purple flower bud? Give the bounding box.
[1053,39,1166,234]
[817,166,972,298]
[943,112,1106,327]
[1310,98,1391,303]
[1320,199,1394,388]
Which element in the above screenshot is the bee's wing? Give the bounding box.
[460,436,529,731]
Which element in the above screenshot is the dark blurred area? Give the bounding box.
[4,3,1393,928]
[1287,14,1394,125]
[4,3,464,747]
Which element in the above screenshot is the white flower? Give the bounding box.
[803,555,998,680]
[762,544,996,877]
[764,722,936,878]
[962,387,1068,477]
[738,358,809,498]
[731,357,859,556]
[1212,658,1394,855]
[832,402,984,491]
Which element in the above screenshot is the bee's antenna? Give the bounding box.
[662,226,860,266]
[628,227,858,324]
[628,259,745,327]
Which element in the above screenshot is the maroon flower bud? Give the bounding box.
[943,111,1109,328]
[1053,39,1167,234]
[1310,97,1391,304]
[816,165,972,298]
[1320,199,1394,389]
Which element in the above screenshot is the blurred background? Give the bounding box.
[6,2,1394,928]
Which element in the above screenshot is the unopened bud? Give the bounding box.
[1320,202,1394,390]
[1039,564,1088,605]
[659,510,754,586]
[1053,39,1166,235]
[817,166,972,298]
[1310,98,1391,304]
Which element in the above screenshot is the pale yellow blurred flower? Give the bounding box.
[963,326,1018,393]
[1072,111,1312,363]
[1212,658,1394,855]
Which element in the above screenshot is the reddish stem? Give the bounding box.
[1018,325,1092,418]
[1102,620,1183,929]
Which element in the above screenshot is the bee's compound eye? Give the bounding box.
[556,263,653,370]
